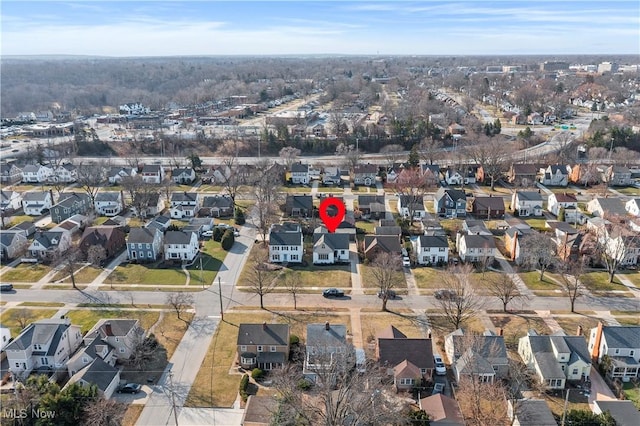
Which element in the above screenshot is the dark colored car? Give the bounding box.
[323,288,344,298]
[118,383,142,394]
[434,289,458,300]
[377,289,397,299]
[0,283,14,292]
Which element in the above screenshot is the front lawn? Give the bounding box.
[0,263,51,283]
[622,382,640,410]
[580,272,627,292]
[619,271,640,287]
[616,187,640,196]
[412,267,447,290]
[360,312,426,346]
[355,220,376,234]
[65,309,161,335]
[554,315,600,337]
[519,271,562,291]
[0,309,59,335]
[360,264,406,289]
[50,264,103,284]
[106,263,188,285]
[490,314,552,350]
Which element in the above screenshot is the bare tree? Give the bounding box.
[10,308,32,329]
[165,292,194,322]
[54,246,81,289]
[419,136,443,165]
[369,252,403,311]
[253,159,283,246]
[86,245,106,267]
[81,397,126,426]
[220,156,242,214]
[435,264,484,329]
[518,232,557,281]
[465,136,511,190]
[283,271,302,310]
[76,161,108,206]
[245,249,277,310]
[558,260,586,313]
[335,143,361,172]
[279,147,301,170]
[590,216,639,283]
[393,167,434,224]
[485,273,529,312]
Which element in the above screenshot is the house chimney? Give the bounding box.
[104,322,113,336]
[499,328,504,336]
[325,321,330,331]
[576,325,583,336]
[427,329,432,339]
[262,322,267,330]
[591,321,604,363]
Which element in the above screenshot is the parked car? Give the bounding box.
[118,383,142,394]
[434,289,458,300]
[432,382,445,395]
[0,283,14,292]
[377,289,398,299]
[202,230,213,238]
[323,288,344,298]
[233,228,240,237]
[402,257,411,267]
[434,354,446,376]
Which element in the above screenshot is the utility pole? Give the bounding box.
[218,276,224,321]
[560,388,570,426]
[168,370,179,426]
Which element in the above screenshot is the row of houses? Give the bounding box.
[509,163,640,188]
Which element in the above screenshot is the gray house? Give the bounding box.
[126,227,163,263]
[304,322,349,382]
[434,188,467,218]
[50,192,91,224]
[444,329,509,383]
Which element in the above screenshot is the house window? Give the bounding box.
[439,248,445,252]
[146,244,151,249]
[240,346,247,352]
[399,378,414,385]
[115,337,119,342]
[272,254,280,261]
[270,346,277,352]
[140,252,145,258]
[120,348,125,353]
[420,369,427,375]
[572,369,578,375]
[148,251,152,258]
[15,363,20,368]
[631,350,635,357]
[291,255,298,261]
[615,349,620,355]
[41,358,48,365]
[318,254,329,260]
[257,346,264,352]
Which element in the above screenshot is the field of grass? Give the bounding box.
[0,263,51,283]
[65,309,160,335]
[519,271,562,291]
[188,239,225,286]
[19,302,65,307]
[523,218,548,231]
[360,312,426,345]
[580,272,627,292]
[51,264,103,284]
[355,220,376,234]
[615,316,640,326]
[106,263,187,285]
[152,312,193,359]
[554,315,600,337]
[0,309,59,335]
[622,382,640,409]
[412,267,447,290]
[619,271,640,287]
[360,264,406,289]
[279,265,352,289]
[616,187,640,196]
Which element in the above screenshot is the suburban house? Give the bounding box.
[397,195,426,219]
[140,164,164,184]
[586,197,627,217]
[146,215,172,233]
[508,399,557,426]
[21,164,53,183]
[164,230,199,262]
[49,163,77,183]
[511,191,544,217]
[418,394,465,426]
[304,322,349,382]
[353,164,378,186]
[94,192,124,217]
[312,231,350,265]
[0,190,22,214]
[421,164,441,186]
[444,329,509,383]
[237,323,290,371]
[504,225,535,263]
[421,219,445,236]
[444,168,464,186]
[200,195,234,217]
[470,196,505,219]
[289,162,309,185]
[119,102,150,115]
[625,199,640,217]
[66,357,120,399]
[170,191,200,219]
[171,167,197,184]
[201,165,230,185]
[83,319,144,361]
[463,219,492,236]
[456,233,496,263]
[1,325,12,352]
[131,192,164,218]
[539,165,569,187]
[385,164,402,184]
[508,163,539,187]
[268,222,303,264]
[434,188,467,218]
[448,123,465,135]
[21,191,54,216]
[9,221,36,238]
[518,330,591,389]
[79,226,126,260]
[127,227,163,262]
[322,166,341,185]
[0,162,23,184]
[601,165,633,186]
[285,194,313,217]
[548,192,578,217]
[415,235,449,266]
[589,323,640,381]
[107,166,137,185]
[5,318,83,379]
[1,230,28,261]
[357,195,386,219]
[50,192,91,224]
[592,400,640,426]
[363,235,403,261]
[376,325,434,391]
[28,230,72,260]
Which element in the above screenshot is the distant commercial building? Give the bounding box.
[540,61,570,72]
[598,62,619,74]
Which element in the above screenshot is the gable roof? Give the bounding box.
[290,162,308,173]
[456,349,495,375]
[202,195,233,208]
[419,394,465,425]
[237,323,289,346]
[5,319,72,352]
[471,196,505,211]
[594,400,640,426]
[378,336,434,370]
[164,230,195,245]
[552,192,578,203]
[601,326,640,349]
[286,194,313,211]
[269,223,303,246]
[436,187,466,203]
[94,192,121,202]
[461,234,496,249]
[141,164,162,173]
[516,191,544,202]
[0,230,23,247]
[418,235,448,248]
[511,163,539,175]
[171,192,198,203]
[313,232,349,251]
[511,399,557,426]
[32,231,65,249]
[22,191,50,202]
[399,195,425,209]
[128,227,160,244]
[70,357,119,393]
[354,164,378,174]
[394,359,421,377]
[364,235,402,255]
[85,319,139,340]
[377,325,407,339]
[306,323,347,347]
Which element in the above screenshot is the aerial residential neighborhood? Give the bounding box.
[1,24,640,425]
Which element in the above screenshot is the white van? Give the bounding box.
[355,349,366,373]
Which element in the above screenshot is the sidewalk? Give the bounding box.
[349,242,363,295]
[86,250,129,290]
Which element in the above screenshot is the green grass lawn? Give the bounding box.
[619,271,640,287]
[106,263,187,285]
[490,314,552,350]
[65,309,160,335]
[580,272,627,292]
[616,187,640,196]
[280,264,352,289]
[519,271,562,291]
[316,186,341,193]
[0,309,59,335]
[0,263,51,283]
[523,218,548,231]
[4,214,33,227]
[360,264,406,289]
[622,382,640,410]
[355,220,376,234]
[412,267,447,290]
[615,316,640,326]
[188,239,226,286]
[51,264,103,284]
[440,219,464,235]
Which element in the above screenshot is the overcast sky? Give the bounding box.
[2,1,639,57]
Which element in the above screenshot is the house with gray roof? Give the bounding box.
[171,167,196,184]
[511,191,545,217]
[508,399,557,426]
[127,227,163,262]
[376,325,434,386]
[50,192,91,223]
[28,230,71,261]
[304,322,349,382]
[164,230,199,262]
[587,197,628,218]
[0,162,22,184]
[285,194,313,217]
[0,190,22,213]
[357,195,386,219]
[593,400,640,426]
[589,323,640,381]
[353,164,378,186]
[22,164,53,183]
[237,323,290,371]
[84,319,144,361]
[5,318,83,379]
[22,191,53,216]
[200,195,233,217]
[107,166,136,185]
[170,191,200,219]
[416,235,449,266]
[66,357,120,398]
[363,235,402,261]
[539,164,569,186]
[518,330,591,389]
[94,191,124,217]
[290,162,309,185]
[457,233,496,263]
[445,329,509,383]
[268,222,303,264]
[313,231,349,264]
[1,230,27,261]
[434,187,467,218]
[140,164,164,183]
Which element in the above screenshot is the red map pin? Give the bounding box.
[319,197,346,233]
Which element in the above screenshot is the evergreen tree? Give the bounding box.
[221,229,235,250]
[408,144,420,167]
[558,206,565,222]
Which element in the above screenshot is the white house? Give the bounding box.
[131,192,164,218]
[21,164,53,183]
[49,163,77,183]
[511,191,544,217]
[397,195,427,219]
[415,235,449,266]
[0,190,22,212]
[456,234,496,263]
[0,325,11,352]
[312,232,350,265]
[5,318,83,379]
[589,323,640,381]
[170,191,200,219]
[21,191,54,216]
[269,222,303,264]
[28,230,71,260]
[172,167,197,184]
[587,197,628,218]
[140,164,164,184]
[94,192,124,217]
[119,102,150,115]
[518,330,591,389]
[107,167,137,185]
[539,165,569,187]
[164,230,199,262]
[548,192,578,217]
[445,168,464,186]
[290,162,309,185]
[625,199,640,217]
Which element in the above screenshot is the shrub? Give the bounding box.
[251,368,264,380]
[212,226,224,242]
[235,208,246,225]
[221,230,235,250]
[239,373,250,402]
[297,379,312,390]
[289,335,300,345]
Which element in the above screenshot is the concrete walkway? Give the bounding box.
[349,308,364,348]
[403,269,419,296]
[349,242,363,295]
[588,365,616,408]
[534,310,563,333]
[87,250,129,290]
[593,311,621,326]
[494,254,534,299]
